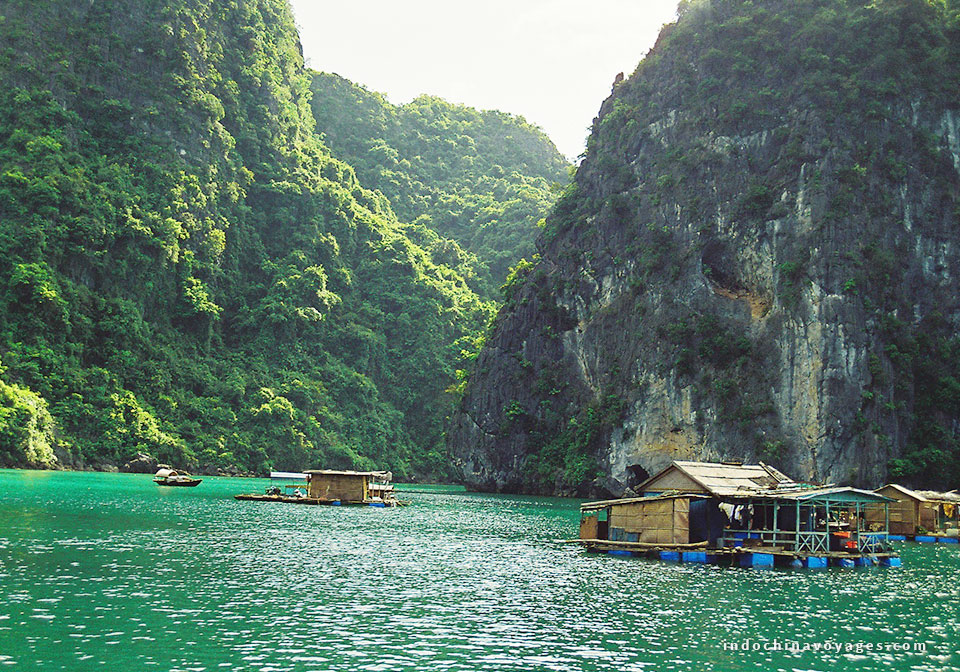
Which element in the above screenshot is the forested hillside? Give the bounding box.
[309,73,569,298]
[450,0,960,495]
[0,0,557,478]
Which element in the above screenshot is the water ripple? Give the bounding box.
[0,471,958,671]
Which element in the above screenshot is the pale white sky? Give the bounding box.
[289,0,681,160]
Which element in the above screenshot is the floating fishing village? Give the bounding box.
[143,457,960,570]
[576,461,907,568]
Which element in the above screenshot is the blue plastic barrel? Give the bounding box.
[739,553,774,568]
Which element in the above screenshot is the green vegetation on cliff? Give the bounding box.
[309,73,569,298]
[0,357,57,468]
[0,0,567,477]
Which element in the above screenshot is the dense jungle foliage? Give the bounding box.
[309,73,569,298]
[0,0,560,478]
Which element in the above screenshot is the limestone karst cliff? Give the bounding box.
[449,0,960,495]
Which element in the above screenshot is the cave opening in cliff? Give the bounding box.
[626,464,650,488]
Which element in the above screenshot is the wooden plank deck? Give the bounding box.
[234,494,323,504]
[233,493,398,506]
[572,538,899,559]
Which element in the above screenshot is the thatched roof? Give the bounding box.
[638,460,796,497]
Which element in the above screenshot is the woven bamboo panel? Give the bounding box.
[609,498,689,545]
[864,501,914,535]
[308,473,367,501]
[920,503,938,530]
[580,515,599,540]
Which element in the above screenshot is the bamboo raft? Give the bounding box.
[234,469,405,507]
[234,494,325,505]
[233,493,404,506]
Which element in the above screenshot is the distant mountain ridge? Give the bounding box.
[309,72,569,298]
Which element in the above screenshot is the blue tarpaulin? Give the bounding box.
[689,499,726,546]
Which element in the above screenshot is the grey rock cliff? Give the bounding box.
[448,0,960,495]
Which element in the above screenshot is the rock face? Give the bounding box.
[121,453,159,474]
[200,464,248,477]
[449,0,960,495]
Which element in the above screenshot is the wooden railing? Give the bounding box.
[718,529,889,553]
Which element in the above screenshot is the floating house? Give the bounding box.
[581,493,713,546]
[235,469,401,507]
[578,461,900,567]
[865,484,960,543]
[305,469,395,505]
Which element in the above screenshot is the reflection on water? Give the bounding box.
[0,470,958,671]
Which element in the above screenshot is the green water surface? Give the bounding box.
[0,470,958,671]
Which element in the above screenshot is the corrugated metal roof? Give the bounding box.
[913,489,960,503]
[303,470,390,477]
[270,471,308,480]
[878,484,960,503]
[761,486,894,502]
[582,486,891,511]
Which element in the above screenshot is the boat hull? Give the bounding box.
[155,479,202,487]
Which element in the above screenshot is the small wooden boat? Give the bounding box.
[154,468,202,487]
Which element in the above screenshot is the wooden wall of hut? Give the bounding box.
[308,474,368,502]
[607,497,691,545]
[867,486,941,535]
[580,515,599,540]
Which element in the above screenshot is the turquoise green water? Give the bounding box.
[0,470,958,672]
